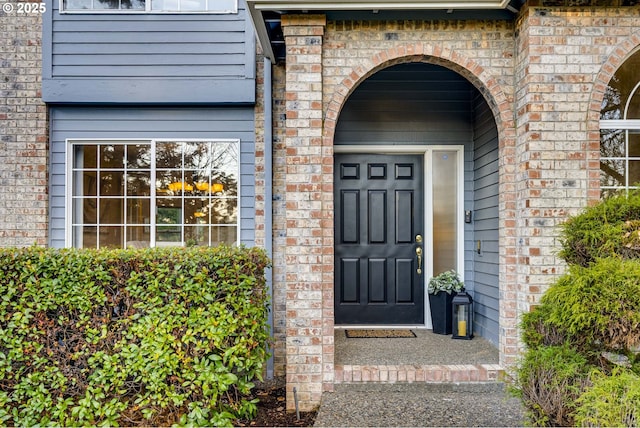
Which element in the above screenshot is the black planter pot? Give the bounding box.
[429,292,454,335]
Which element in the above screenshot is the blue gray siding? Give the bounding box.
[334,64,474,145]
[42,0,255,104]
[48,106,255,248]
[472,93,500,346]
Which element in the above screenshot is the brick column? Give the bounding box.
[281,14,331,412]
[513,4,600,354]
[0,8,48,247]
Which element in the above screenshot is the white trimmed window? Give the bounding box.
[61,0,236,13]
[68,139,239,249]
[600,49,640,198]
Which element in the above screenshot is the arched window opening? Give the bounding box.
[600,49,640,197]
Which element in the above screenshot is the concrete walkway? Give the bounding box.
[314,383,527,427]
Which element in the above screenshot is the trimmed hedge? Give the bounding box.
[0,245,270,427]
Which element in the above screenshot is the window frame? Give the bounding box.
[59,0,237,14]
[65,138,241,249]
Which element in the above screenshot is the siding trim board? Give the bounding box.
[43,78,256,104]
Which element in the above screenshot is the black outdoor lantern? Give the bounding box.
[452,290,473,340]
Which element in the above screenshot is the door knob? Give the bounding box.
[415,246,423,274]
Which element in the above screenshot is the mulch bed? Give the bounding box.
[235,377,317,427]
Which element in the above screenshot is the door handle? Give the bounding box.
[415,246,423,274]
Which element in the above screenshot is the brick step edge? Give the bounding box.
[335,364,505,383]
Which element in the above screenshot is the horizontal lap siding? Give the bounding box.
[335,65,474,145]
[50,3,248,79]
[49,106,255,248]
[472,93,500,346]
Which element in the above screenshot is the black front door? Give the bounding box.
[334,154,424,325]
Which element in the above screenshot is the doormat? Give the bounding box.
[345,329,416,338]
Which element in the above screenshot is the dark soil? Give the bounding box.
[235,377,317,427]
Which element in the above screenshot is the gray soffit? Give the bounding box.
[247,0,525,62]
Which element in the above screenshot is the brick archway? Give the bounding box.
[322,45,518,367]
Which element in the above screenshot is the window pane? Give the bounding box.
[601,50,640,120]
[95,0,119,8]
[182,0,205,11]
[126,226,150,247]
[184,198,209,225]
[64,0,93,9]
[211,226,237,245]
[73,171,97,197]
[100,171,125,196]
[432,151,458,276]
[600,159,625,188]
[156,142,182,168]
[126,198,150,224]
[157,204,181,225]
[601,129,625,158]
[157,226,182,244]
[628,90,640,120]
[185,226,209,246]
[211,198,237,224]
[99,198,124,224]
[629,160,640,187]
[120,0,145,9]
[127,144,151,169]
[628,131,640,157]
[100,145,125,168]
[126,172,151,196]
[73,198,97,224]
[74,226,97,248]
[74,145,97,169]
[99,226,124,248]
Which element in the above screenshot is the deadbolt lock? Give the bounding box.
[416,234,423,243]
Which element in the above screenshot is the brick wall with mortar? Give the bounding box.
[281,15,333,411]
[513,3,640,335]
[274,6,640,410]
[0,5,48,247]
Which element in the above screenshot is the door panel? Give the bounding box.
[335,154,424,325]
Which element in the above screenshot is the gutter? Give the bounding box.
[264,57,274,379]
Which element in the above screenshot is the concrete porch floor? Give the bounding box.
[334,329,505,384]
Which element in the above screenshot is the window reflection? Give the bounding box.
[71,140,238,248]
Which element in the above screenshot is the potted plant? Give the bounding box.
[428,270,464,335]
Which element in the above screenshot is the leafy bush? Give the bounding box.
[0,245,270,427]
[559,190,640,266]
[574,368,640,427]
[511,344,591,427]
[427,270,464,295]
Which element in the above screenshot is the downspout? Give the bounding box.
[264,56,274,379]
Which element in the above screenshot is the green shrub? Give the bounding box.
[559,190,640,266]
[574,368,640,427]
[520,304,567,351]
[540,257,640,355]
[511,344,592,427]
[0,245,270,427]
